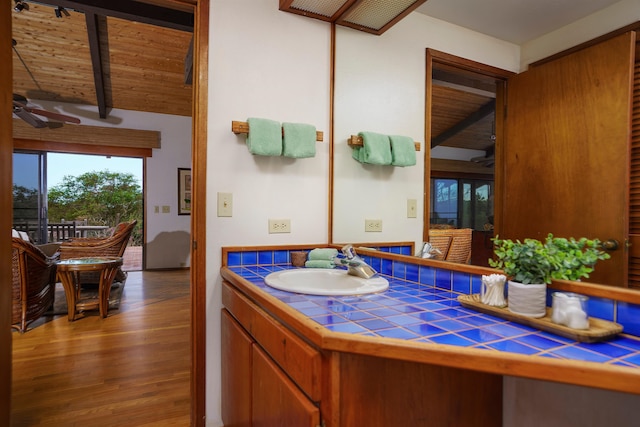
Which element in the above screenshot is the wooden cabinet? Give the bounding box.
[221,309,252,427]
[221,283,321,427]
[222,279,502,427]
[252,345,320,427]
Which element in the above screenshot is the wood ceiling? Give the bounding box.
[431,68,497,155]
[11,0,194,119]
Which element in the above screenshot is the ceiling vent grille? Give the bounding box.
[280,0,427,35]
[338,0,424,33]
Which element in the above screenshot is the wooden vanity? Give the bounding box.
[221,276,502,427]
[221,252,640,427]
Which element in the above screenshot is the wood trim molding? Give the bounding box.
[13,120,160,150]
[191,0,208,425]
[14,139,152,158]
[0,5,13,425]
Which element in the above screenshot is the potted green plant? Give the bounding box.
[489,233,610,318]
[545,235,610,281]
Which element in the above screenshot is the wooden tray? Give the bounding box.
[458,294,623,343]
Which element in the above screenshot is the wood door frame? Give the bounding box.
[191,0,208,425]
[1,5,13,425]
[424,49,514,243]
[2,1,209,425]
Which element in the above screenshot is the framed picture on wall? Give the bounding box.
[178,168,192,215]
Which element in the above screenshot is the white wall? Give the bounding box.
[35,100,192,269]
[333,12,519,249]
[206,0,331,424]
[521,0,640,69]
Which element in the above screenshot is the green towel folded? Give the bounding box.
[282,122,316,158]
[305,260,335,269]
[389,135,416,166]
[308,248,338,261]
[246,118,282,156]
[355,132,392,165]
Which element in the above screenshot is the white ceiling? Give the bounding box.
[416,0,623,44]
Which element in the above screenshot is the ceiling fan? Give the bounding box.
[12,93,81,128]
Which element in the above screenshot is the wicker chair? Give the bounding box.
[428,228,473,264]
[59,220,137,284]
[11,237,58,333]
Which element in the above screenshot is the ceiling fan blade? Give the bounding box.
[13,93,28,106]
[24,107,81,124]
[13,107,47,128]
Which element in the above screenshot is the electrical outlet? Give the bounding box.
[162,205,170,213]
[365,219,382,232]
[217,192,233,217]
[407,199,417,218]
[269,219,291,234]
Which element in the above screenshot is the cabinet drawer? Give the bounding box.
[253,345,320,427]
[222,282,322,401]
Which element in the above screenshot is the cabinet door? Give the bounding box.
[252,345,320,427]
[502,32,635,286]
[221,309,253,427]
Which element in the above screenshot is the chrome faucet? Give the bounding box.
[335,244,378,279]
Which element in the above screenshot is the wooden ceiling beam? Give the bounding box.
[13,119,160,149]
[29,0,194,32]
[431,99,495,148]
[85,12,108,119]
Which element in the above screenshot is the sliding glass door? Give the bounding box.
[12,151,48,243]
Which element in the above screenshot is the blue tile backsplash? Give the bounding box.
[224,247,640,367]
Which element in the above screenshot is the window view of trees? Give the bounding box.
[48,171,143,245]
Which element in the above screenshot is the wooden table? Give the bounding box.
[56,257,123,321]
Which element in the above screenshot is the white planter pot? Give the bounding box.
[507,280,547,318]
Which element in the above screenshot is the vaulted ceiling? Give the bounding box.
[11,0,194,118]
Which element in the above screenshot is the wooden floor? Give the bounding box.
[11,270,191,427]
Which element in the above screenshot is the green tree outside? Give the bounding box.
[48,171,142,245]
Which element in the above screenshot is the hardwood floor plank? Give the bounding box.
[11,270,191,427]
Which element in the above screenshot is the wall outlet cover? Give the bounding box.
[269,219,291,234]
[365,219,382,232]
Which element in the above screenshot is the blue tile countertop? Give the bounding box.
[228,264,640,368]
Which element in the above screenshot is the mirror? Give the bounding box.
[332,24,513,268]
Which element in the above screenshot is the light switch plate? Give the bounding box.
[407,199,417,218]
[217,192,233,217]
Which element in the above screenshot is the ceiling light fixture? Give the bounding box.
[280,0,428,35]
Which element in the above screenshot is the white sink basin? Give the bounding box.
[264,268,388,296]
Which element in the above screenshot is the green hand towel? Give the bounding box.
[352,147,364,162]
[308,248,338,261]
[389,135,416,166]
[246,117,282,156]
[358,132,392,165]
[283,122,316,158]
[305,260,335,269]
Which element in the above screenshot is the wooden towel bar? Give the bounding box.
[348,135,420,151]
[232,121,323,142]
